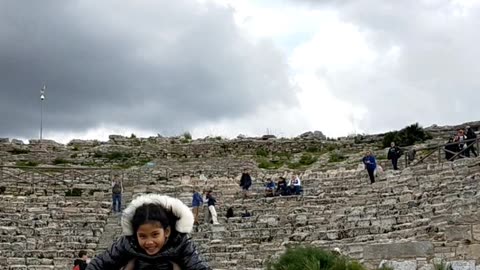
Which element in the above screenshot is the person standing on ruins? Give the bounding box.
[206,190,220,225]
[239,168,252,198]
[362,151,377,184]
[465,126,478,157]
[191,187,203,225]
[387,142,403,170]
[454,129,467,157]
[112,178,123,214]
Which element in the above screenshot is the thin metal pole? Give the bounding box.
[40,84,46,141]
[40,100,43,141]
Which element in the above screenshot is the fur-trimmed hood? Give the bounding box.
[121,193,194,235]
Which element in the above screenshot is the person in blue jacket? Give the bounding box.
[362,151,377,184]
[191,187,203,225]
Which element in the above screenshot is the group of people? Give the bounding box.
[362,142,404,184]
[362,126,479,184]
[192,188,220,225]
[445,126,478,160]
[264,175,302,196]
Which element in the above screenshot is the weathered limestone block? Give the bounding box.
[9,266,27,270]
[379,260,417,270]
[473,225,480,241]
[0,226,17,235]
[364,242,434,259]
[446,225,472,241]
[7,257,26,265]
[450,261,476,270]
[456,245,480,261]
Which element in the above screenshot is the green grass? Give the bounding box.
[15,160,39,167]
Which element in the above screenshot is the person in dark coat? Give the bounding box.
[387,142,403,170]
[465,126,478,157]
[86,194,211,270]
[362,151,377,184]
[239,169,252,198]
[445,136,457,161]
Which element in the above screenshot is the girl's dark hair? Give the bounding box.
[131,203,178,235]
[78,250,87,258]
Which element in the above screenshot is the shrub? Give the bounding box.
[104,152,133,160]
[329,152,347,163]
[183,132,192,140]
[382,123,432,148]
[434,260,453,270]
[267,246,366,270]
[326,144,337,151]
[257,157,283,169]
[256,148,269,157]
[306,146,321,153]
[287,162,302,169]
[277,152,293,159]
[299,153,318,165]
[53,158,69,165]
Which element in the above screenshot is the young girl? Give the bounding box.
[86,193,211,270]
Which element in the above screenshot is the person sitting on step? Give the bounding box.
[265,178,276,197]
[288,175,302,195]
[276,177,288,196]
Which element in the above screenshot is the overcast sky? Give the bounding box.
[1,0,479,143]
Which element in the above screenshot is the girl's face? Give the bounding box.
[136,222,171,255]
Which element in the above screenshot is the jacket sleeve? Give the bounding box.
[177,235,211,270]
[86,236,133,270]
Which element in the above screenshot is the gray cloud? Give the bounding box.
[0,0,297,138]
[296,0,480,133]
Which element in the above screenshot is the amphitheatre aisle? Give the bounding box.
[0,121,479,270]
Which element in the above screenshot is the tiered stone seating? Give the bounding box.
[0,167,121,269]
[1,156,479,269]
[130,158,480,269]
[0,195,110,269]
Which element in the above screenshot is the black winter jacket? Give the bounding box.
[239,173,252,188]
[86,234,209,270]
[86,194,211,270]
[387,146,402,160]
